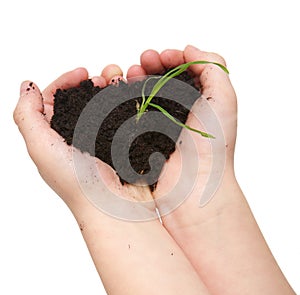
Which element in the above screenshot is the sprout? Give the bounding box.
[136,60,229,138]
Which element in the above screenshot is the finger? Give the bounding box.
[183,45,237,147]
[184,45,227,71]
[101,64,123,84]
[43,67,89,104]
[14,81,65,164]
[42,68,89,122]
[160,49,185,69]
[140,49,165,74]
[183,45,230,97]
[126,64,147,82]
[91,76,107,88]
[184,44,234,106]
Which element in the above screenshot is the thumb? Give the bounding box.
[14,81,46,136]
[183,46,237,153]
[184,45,231,98]
[13,81,59,162]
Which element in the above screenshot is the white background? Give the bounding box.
[1,0,299,294]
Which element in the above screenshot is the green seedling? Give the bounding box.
[136,60,229,138]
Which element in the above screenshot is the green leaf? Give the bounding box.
[148,102,215,139]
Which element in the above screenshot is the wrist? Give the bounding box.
[199,168,245,219]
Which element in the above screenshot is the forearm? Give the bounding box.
[162,171,296,295]
[70,192,211,295]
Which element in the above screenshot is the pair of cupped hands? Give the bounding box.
[14,45,236,212]
[14,45,296,295]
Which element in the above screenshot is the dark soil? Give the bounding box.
[50,70,200,190]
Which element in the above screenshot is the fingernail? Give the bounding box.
[20,81,35,96]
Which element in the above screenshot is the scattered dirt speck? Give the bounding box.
[79,222,85,231]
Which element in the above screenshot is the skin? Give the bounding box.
[14,45,296,295]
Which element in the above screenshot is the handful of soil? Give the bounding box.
[50,71,200,190]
